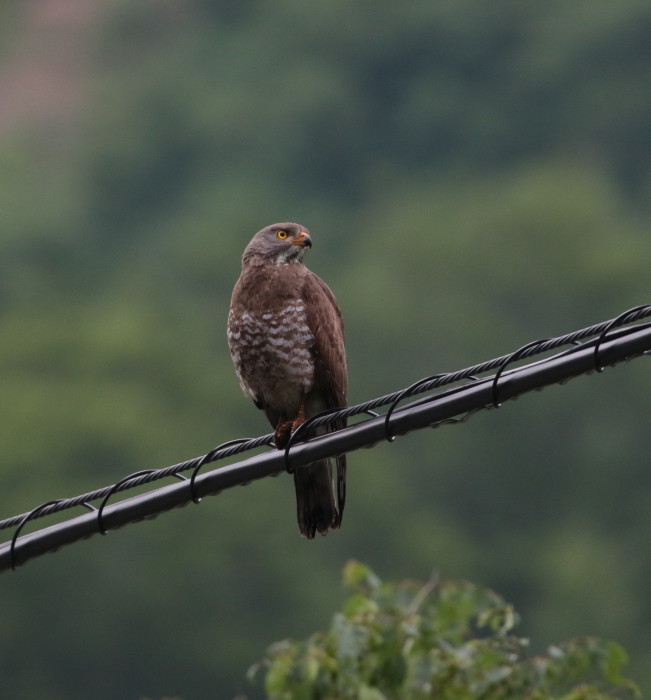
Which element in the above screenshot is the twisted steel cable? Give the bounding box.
[0,304,649,540]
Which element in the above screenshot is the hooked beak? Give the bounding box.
[293,231,312,248]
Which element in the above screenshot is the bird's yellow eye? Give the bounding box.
[276,230,288,239]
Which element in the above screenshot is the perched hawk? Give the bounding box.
[227,222,347,538]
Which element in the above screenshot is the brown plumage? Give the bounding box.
[227,222,347,538]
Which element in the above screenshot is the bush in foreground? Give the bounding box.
[251,561,639,699]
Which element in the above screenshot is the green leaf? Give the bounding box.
[254,564,641,698]
[343,560,382,593]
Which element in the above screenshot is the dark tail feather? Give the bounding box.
[333,454,346,528]
[294,458,344,538]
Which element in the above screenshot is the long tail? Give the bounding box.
[294,455,346,539]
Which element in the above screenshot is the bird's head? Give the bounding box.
[242,222,312,265]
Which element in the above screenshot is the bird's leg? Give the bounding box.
[291,402,307,433]
[274,420,292,449]
[274,402,307,449]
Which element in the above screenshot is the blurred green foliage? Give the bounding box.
[0,1,650,699]
[253,561,639,699]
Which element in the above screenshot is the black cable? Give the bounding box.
[0,304,649,571]
[0,304,649,534]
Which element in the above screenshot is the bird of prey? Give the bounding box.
[227,222,347,538]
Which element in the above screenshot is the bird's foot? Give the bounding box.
[274,420,293,449]
[274,406,307,449]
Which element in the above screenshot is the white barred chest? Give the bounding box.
[227,300,316,409]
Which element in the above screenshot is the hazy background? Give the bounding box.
[1,1,650,698]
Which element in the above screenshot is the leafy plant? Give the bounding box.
[251,561,639,699]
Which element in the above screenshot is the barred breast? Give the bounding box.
[227,299,315,415]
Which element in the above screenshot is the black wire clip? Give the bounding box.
[189,438,254,503]
[97,470,156,535]
[593,305,651,373]
[491,339,551,408]
[10,499,65,570]
[283,409,340,474]
[384,374,448,442]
